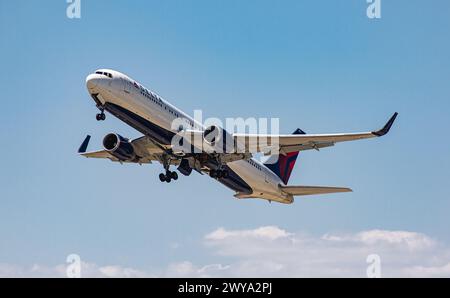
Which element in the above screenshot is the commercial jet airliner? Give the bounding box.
[78,69,398,204]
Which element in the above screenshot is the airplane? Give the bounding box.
[78,69,398,204]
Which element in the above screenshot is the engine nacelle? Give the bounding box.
[202,125,235,153]
[203,125,221,147]
[103,133,136,161]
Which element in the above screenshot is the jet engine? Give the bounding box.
[202,125,221,147]
[103,133,136,161]
[202,126,235,153]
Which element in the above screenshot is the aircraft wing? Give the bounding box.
[233,112,398,155]
[280,185,353,196]
[77,135,164,164]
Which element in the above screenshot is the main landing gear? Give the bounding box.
[159,155,178,183]
[209,169,229,179]
[159,170,178,183]
[96,111,106,121]
[209,155,229,179]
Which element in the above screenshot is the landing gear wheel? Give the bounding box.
[96,112,106,121]
[165,176,172,183]
[210,169,228,179]
[159,173,166,182]
[170,171,178,180]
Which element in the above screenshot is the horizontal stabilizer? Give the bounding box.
[280,185,352,196]
[80,150,113,159]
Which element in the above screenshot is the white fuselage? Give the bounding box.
[86,69,293,203]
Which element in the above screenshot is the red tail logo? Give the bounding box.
[264,128,304,184]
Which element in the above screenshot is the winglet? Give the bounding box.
[78,135,91,153]
[372,112,398,137]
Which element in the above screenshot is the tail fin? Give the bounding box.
[264,128,305,185]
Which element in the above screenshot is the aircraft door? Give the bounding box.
[123,78,132,94]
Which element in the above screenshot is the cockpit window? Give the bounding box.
[95,71,113,78]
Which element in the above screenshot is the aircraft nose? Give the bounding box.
[86,74,101,89]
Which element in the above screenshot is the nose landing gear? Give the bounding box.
[96,111,106,121]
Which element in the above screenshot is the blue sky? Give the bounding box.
[0,1,450,277]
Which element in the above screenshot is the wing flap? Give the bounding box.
[280,185,352,196]
[130,135,165,156]
[279,142,335,154]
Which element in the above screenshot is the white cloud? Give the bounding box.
[0,262,151,278]
[97,265,150,278]
[163,261,231,278]
[404,262,450,277]
[323,230,436,251]
[205,226,291,241]
[1,227,449,278]
[197,227,450,277]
